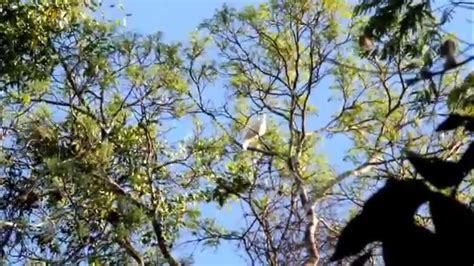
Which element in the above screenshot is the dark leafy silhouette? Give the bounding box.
[332,116,474,265]
[330,213,375,261]
[436,114,474,132]
[331,179,430,261]
[406,151,468,189]
[332,178,474,265]
[460,142,474,170]
[382,224,445,266]
[361,179,431,225]
[429,192,474,265]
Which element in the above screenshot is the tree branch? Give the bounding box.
[319,155,382,197]
[152,217,179,266]
[117,238,144,266]
[406,56,474,86]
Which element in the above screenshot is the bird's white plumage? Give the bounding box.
[242,113,267,150]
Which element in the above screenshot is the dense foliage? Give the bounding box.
[0,0,472,265]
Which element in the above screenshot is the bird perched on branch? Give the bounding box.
[242,113,267,150]
[440,39,457,69]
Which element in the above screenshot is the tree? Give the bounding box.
[184,0,473,264]
[1,0,472,265]
[0,0,101,86]
[0,1,212,265]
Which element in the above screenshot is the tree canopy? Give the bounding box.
[0,0,472,265]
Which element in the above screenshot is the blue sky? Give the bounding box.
[100,0,473,265]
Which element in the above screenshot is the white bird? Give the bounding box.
[242,113,267,151]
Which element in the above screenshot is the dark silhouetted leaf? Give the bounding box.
[332,179,430,261]
[331,213,375,261]
[361,179,431,228]
[468,121,474,132]
[460,142,474,171]
[436,114,474,132]
[382,224,445,266]
[429,192,474,265]
[406,151,467,189]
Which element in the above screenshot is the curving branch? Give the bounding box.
[117,238,144,266]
